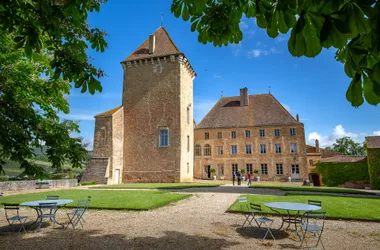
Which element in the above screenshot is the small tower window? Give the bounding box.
[159,128,169,147]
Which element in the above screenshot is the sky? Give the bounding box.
[62,1,380,149]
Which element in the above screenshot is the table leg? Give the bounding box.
[51,205,67,228]
[268,207,285,230]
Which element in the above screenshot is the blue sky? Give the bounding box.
[62,1,380,149]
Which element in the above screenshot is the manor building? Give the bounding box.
[82,26,196,184]
[194,88,308,181]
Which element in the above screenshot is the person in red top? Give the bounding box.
[247,172,252,187]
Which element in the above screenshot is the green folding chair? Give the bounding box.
[4,203,28,233]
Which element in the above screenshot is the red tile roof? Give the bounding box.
[95,106,122,118]
[306,145,343,158]
[366,136,380,149]
[196,94,301,129]
[320,155,367,163]
[123,26,181,62]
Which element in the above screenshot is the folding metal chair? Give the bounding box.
[249,203,275,240]
[4,203,28,233]
[300,211,326,249]
[37,202,58,231]
[237,196,253,227]
[46,196,59,200]
[66,196,91,229]
[308,200,322,208]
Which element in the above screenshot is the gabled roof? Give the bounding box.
[196,94,301,129]
[123,26,181,62]
[320,155,367,163]
[95,106,122,118]
[366,136,380,149]
[306,145,343,158]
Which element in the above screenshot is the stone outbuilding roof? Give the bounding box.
[94,106,122,118]
[196,94,301,129]
[123,26,181,62]
[366,136,380,149]
[306,145,343,158]
[320,155,367,163]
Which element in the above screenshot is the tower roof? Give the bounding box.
[123,26,181,62]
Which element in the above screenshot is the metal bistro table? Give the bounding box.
[20,199,73,228]
[264,202,321,239]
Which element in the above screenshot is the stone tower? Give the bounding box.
[83,26,196,184]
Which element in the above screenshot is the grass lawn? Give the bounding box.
[0,189,191,210]
[229,194,380,221]
[250,183,375,195]
[93,183,222,189]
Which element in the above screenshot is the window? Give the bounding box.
[159,128,169,147]
[246,144,252,154]
[246,164,253,174]
[290,143,298,153]
[290,128,296,136]
[187,107,190,125]
[217,146,223,155]
[259,129,265,137]
[217,131,223,139]
[261,164,268,175]
[309,159,314,166]
[205,132,209,139]
[275,144,282,154]
[231,145,238,155]
[232,164,238,174]
[274,129,280,137]
[276,164,283,175]
[204,144,211,156]
[217,164,224,175]
[260,144,266,154]
[245,130,251,138]
[195,144,201,156]
[187,162,189,174]
[187,135,190,152]
[231,131,237,138]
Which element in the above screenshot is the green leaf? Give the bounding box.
[363,73,380,105]
[320,19,347,49]
[346,74,364,107]
[191,20,199,32]
[372,62,380,84]
[182,5,190,21]
[288,17,306,57]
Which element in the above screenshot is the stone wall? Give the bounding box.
[194,125,308,181]
[81,157,109,184]
[110,107,124,184]
[0,179,77,191]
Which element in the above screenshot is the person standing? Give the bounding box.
[236,171,241,185]
[232,172,236,186]
[247,172,252,187]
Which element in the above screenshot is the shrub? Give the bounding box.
[313,161,369,186]
[81,181,96,186]
[0,175,9,182]
[368,149,380,190]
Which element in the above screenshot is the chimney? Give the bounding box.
[240,87,249,106]
[149,34,155,54]
[315,139,320,153]
[296,114,299,121]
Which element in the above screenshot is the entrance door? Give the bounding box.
[291,165,300,179]
[204,165,211,179]
[115,169,120,184]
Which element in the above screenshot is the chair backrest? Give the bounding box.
[4,203,21,219]
[249,203,263,216]
[46,196,59,200]
[302,211,326,230]
[38,202,57,212]
[308,200,322,207]
[238,196,248,211]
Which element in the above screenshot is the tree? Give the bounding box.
[0,33,87,178]
[330,137,366,156]
[171,0,380,107]
[0,0,107,94]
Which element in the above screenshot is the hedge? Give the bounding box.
[368,149,380,190]
[313,161,369,187]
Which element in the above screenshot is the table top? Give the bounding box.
[20,199,73,207]
[264,202,321,211]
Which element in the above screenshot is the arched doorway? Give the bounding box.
[309,173,321,186]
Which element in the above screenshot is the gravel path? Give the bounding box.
[1,188,380,249]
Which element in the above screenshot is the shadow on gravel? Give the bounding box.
[235,226,290,240]
[167,186,286,196]
[0,229,241,250]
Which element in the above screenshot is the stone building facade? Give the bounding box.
[194,88,308,181]
[82,27,195,184]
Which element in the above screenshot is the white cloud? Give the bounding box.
[275,36,288,42]
[69,92,121,99]
[307,125,368,147]
[194,98,217,124]
[282,104,290,112]
[213,73,223,79]
[247,47,281,58]
[239,21,248,31]
[60,113,96,121]
[231,42,243,56]
[373,131,380,136]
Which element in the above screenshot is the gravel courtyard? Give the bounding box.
[1,187,380,250]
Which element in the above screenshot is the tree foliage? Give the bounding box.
[0,33,87,178]
[0,0,108,94]
[171,0,380,107]
[329,136,366,156]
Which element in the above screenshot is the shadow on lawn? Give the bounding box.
[0,229,241,250]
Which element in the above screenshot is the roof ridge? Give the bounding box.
[158,26,180,53]
[95,106,122,117]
